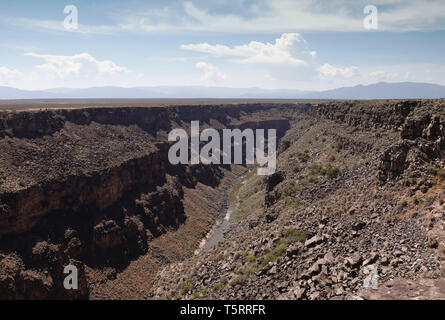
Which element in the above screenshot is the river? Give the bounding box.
[194,169,255,255]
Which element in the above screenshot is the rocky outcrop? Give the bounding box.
[0,151,166,237]
[360,278,445,300]
[0,248,88,300]
[379,112,444,183]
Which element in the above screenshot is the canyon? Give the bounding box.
[0,100,444,300]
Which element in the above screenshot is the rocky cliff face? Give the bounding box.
[379,112,445,183]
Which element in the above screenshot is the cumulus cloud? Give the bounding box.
[24,52,129,78]
[182,33,316,66]
[196,62,226,81]
[317,64,358,78]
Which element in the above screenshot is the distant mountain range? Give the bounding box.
[1,82,445,100]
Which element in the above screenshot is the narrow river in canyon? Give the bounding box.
[194,169,255,255]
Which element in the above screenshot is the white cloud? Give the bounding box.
[3,1,445,35]
[317,64,358,78]
[24,52,129,78]
[117,0,445,33]
[183,0,445,32]
[182,33,315,66]
[0,66,23,79]
[368,69,413,82]
[196,62,226,81]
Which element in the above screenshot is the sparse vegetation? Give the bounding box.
[352,162,362,170]
[285,197,304,209]
[239,191,255,201]
[213,282,224,292]
[295,150,310,163]
[244,228,306,273]
[257,245,288,270]
[232,208,247,222]
[282,228,306,243]
[427,166,445,182]
[180,280,191,296]
[282,180,304,197]
[308,163,341,179]
[397,199,408,209]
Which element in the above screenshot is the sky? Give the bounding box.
[0,0,445,91]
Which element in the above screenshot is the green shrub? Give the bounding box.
[285,197,304,209]
[308,163,340,179]
[308,163,324,175]
[180,280,191,296]
[258,245,288,270]
[213,282,224,292]
[324,163,341,179]
[248,228,306,272]
[296,151,310,163]
[283,181,300,196]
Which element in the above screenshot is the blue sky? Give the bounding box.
[1,0,445,90]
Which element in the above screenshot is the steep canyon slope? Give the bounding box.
[0,100,444,300]
[150,100,445,300]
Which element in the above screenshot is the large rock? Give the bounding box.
[305,235,324,248]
